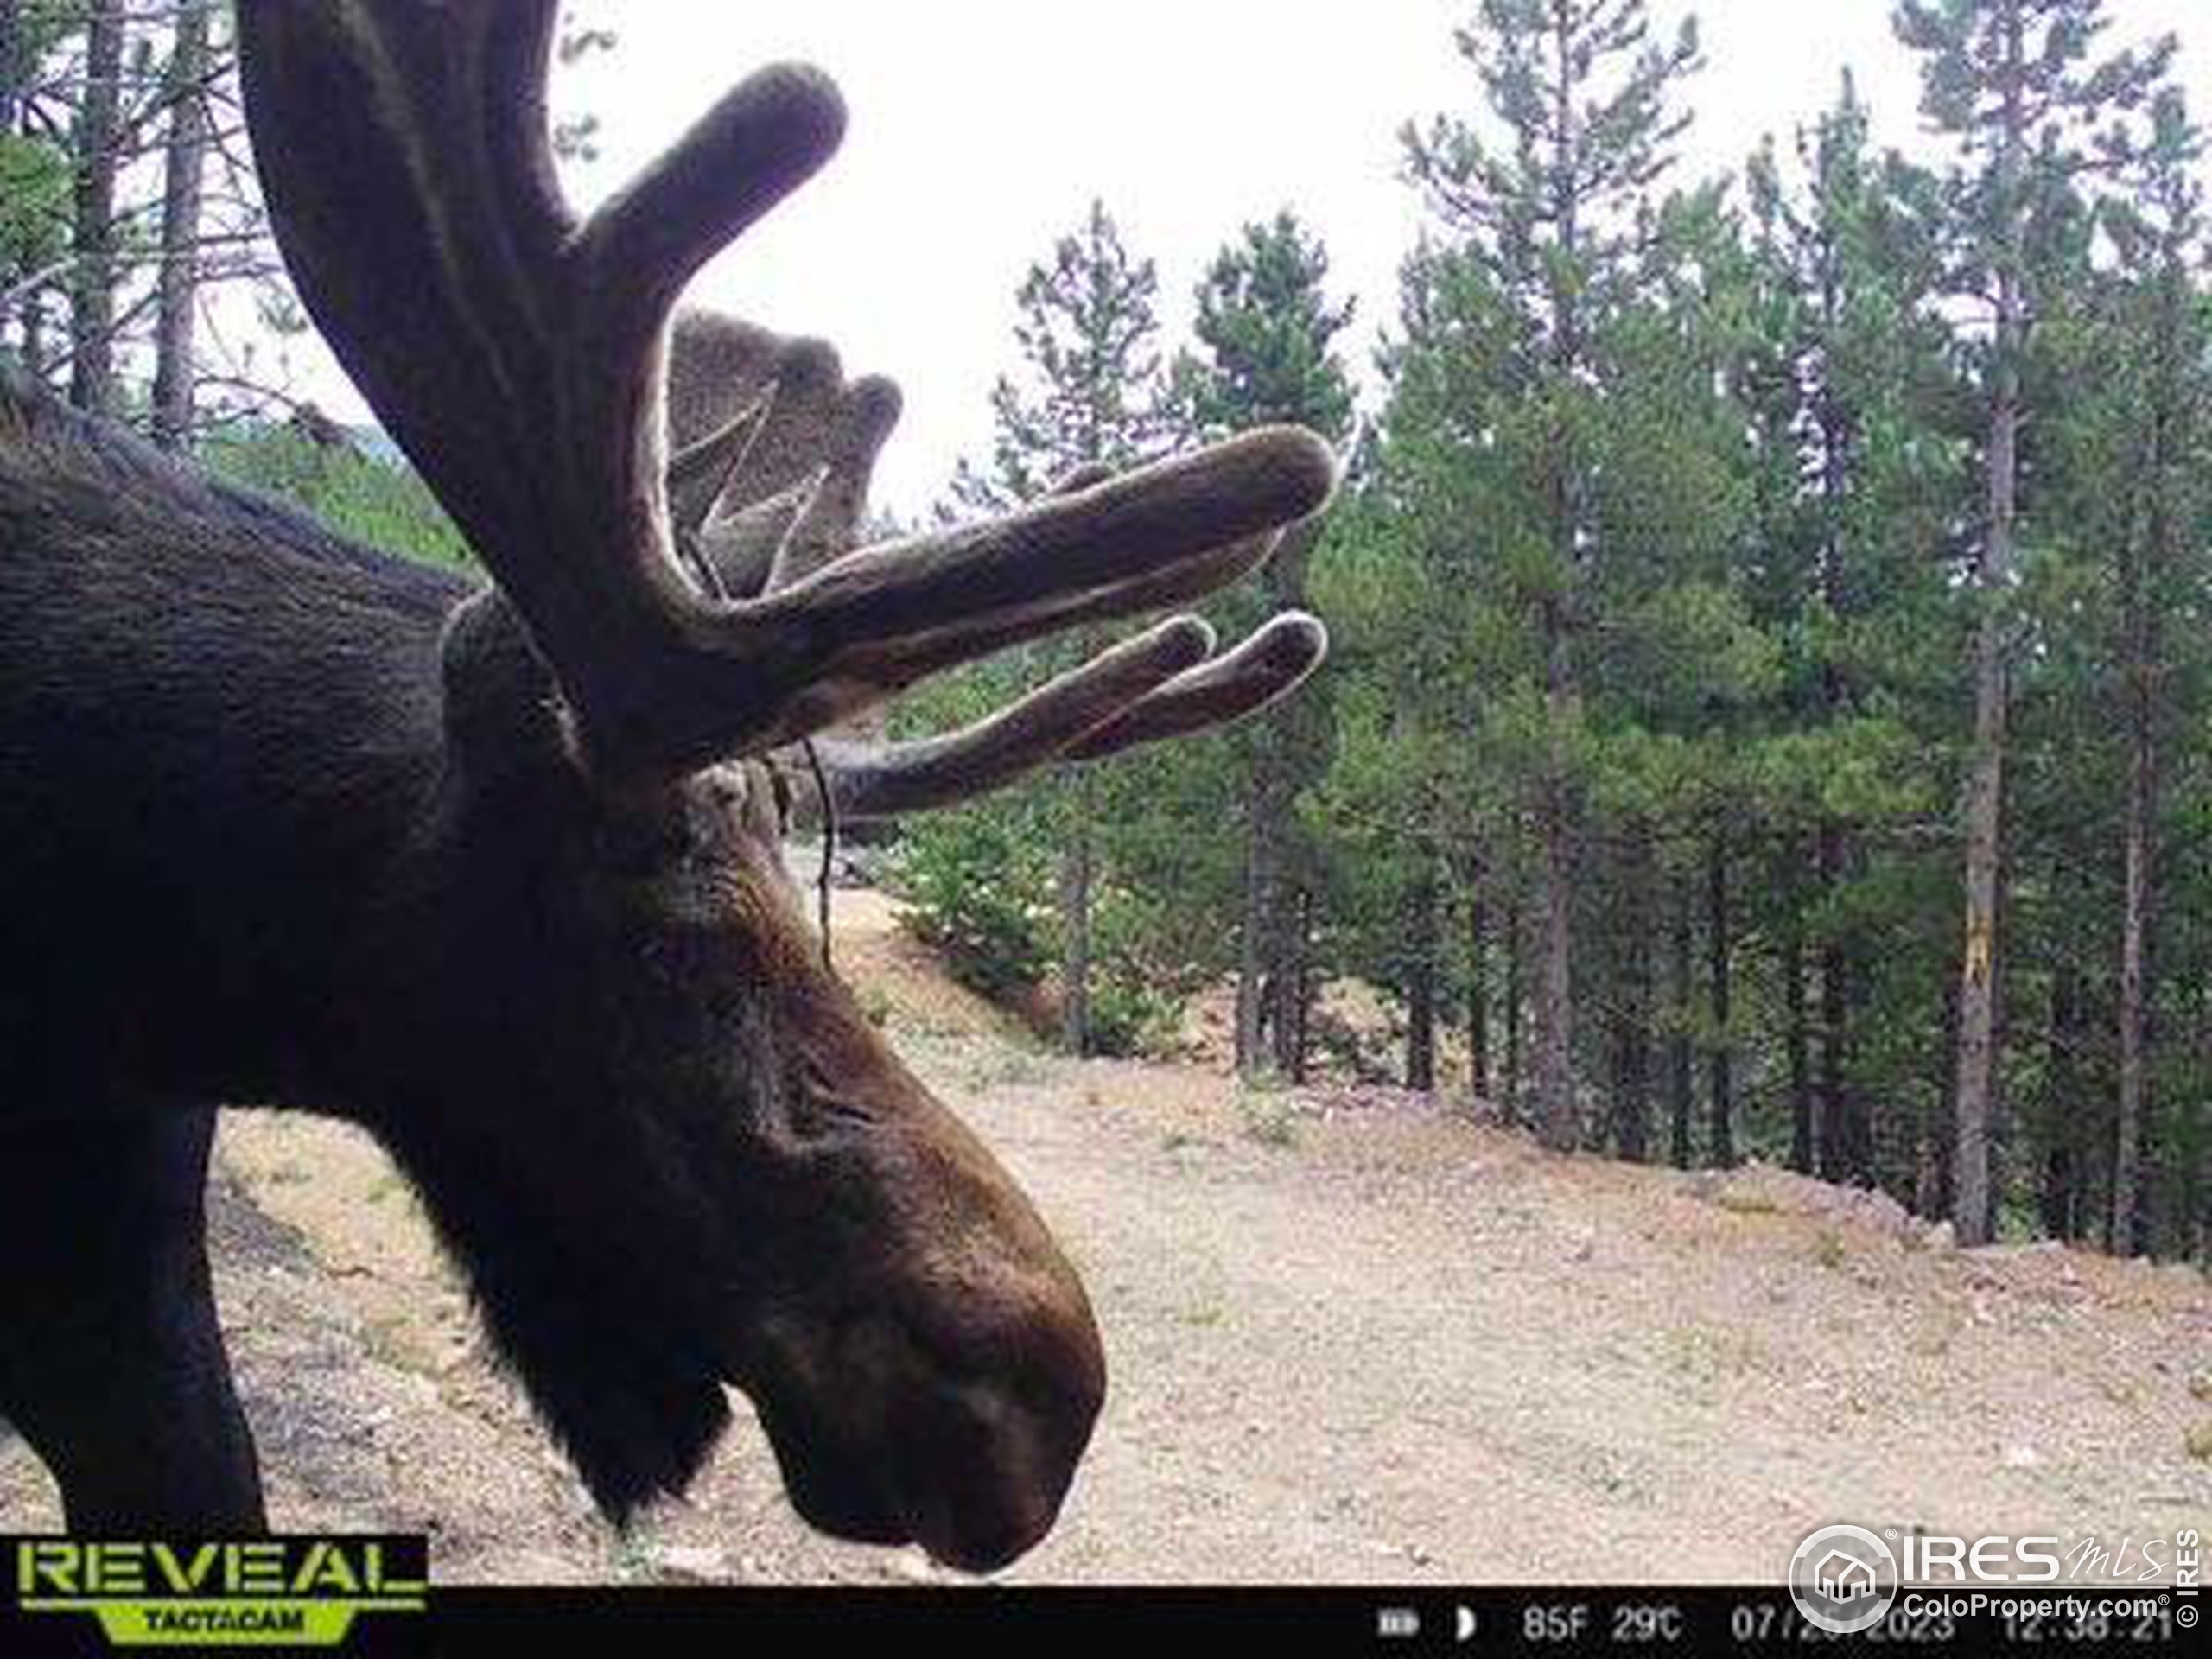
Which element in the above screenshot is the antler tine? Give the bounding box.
[815,610,1327,822]
[1062,612,1329,762]
[240,3,1333,785]
[816,617,1220,818]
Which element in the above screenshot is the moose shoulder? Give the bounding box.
[0,0,1332,1573]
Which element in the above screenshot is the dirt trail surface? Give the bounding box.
[5,887,2209,1583]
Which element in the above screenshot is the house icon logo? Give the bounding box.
[1789,1524,1899,1635]
[1815,1549,1877,1601]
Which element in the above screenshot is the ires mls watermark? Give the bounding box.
[1788,1522,2202,1637]
[6,1536,427,1649]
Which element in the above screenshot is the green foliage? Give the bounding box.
[889,799,1054,1003]
[951,198,1168,512]
[200,425,474,572]
[0,133,69,276]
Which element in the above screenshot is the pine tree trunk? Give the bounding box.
[1234,785,1271,1077]
[2112,298,2171,1256]
[1534,23,1583,1156]
[149,0,211,448]
[1816,823,1858,1183]
[1812,226,1861,1189]
[1466,888,1490,1100]
[1952,383,2014,1248]
[1503,899,1523,1126]
[1783,838,1814,1174]
[2112,668,2151,1257]
[1405,872,1438,1093]
[1270,874,1307,1078]
[1535,603,1576,1149]
[2045,939,2082,1241]
[1950,6,2028,1251]
[1707,829,1735,1170]
[1287,888,1314,1084]
[1612,827,1652,1161]
[67,0,127,416]
[1058,772,1093,1056]
[1922,973,1961,1220]
[1668,867,1694,1169]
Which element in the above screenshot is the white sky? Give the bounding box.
[293,0,2210,516]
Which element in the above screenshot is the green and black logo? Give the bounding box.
[9,1535,426,1649]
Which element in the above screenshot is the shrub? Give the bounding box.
[888,804,1053,1003]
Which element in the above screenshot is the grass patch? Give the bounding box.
[965,1046,1049,1090]
[1239,1095,1300,1149]
[1713,1183,1780,1216]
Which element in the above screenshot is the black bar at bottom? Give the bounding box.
[2,1582,2196,1656]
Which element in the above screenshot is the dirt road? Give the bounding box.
[5,891,2207,1584]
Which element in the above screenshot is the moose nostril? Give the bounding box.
[899,1378,1091,1573]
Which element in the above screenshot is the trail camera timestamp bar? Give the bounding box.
[1378,1589,2191,1650]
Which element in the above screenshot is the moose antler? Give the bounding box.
[661,312,1328,816]
[238,3,1332,785]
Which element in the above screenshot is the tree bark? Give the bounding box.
[1535,604,1577,1150]
[1611,826,1652,1161]
[2112,651,2152,1257]
[1706,829,1736,1170]
[1233,788,1271,1077]
[1922,971,1960,1220]
[2111,264,2175,1257]
[1816,823,1859,1183]
[1058,770,1094,1056]
[68,0,127,416]
[1466,887,1490,1100]
[1667,867,1694,1169]
[1949,1,2028,1250]
[1405,870,1438,1093]
[1503,898,1523,1127]
[150,0,212,448]
[1783,838,1814,1175]
[2044,935,2082,1241]
[1533,12,1583,1154]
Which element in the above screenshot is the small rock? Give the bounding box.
[889,1548,939,1584]
[653,1545,728,1584]
[2000,1444,2040,1470]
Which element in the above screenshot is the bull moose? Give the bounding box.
[0,1,1332,1573]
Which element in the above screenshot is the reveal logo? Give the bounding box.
[10,1536,426,1649]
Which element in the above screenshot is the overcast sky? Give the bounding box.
[291,1,2210,516]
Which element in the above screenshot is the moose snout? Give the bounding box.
[749,1265,1106,1573]
[885,1299,1107,1572]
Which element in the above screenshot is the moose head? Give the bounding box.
[184,3,1335,1571]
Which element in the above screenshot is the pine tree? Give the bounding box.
[1172,210,1355,1079]
[950,200,1169,1054]
[149,0,211,447]
[1402,0,1701,1148]
[1893,0,2177,1244]
[1740,76,1961,1190]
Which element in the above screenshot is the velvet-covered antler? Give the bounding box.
[238,3,1332,787]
